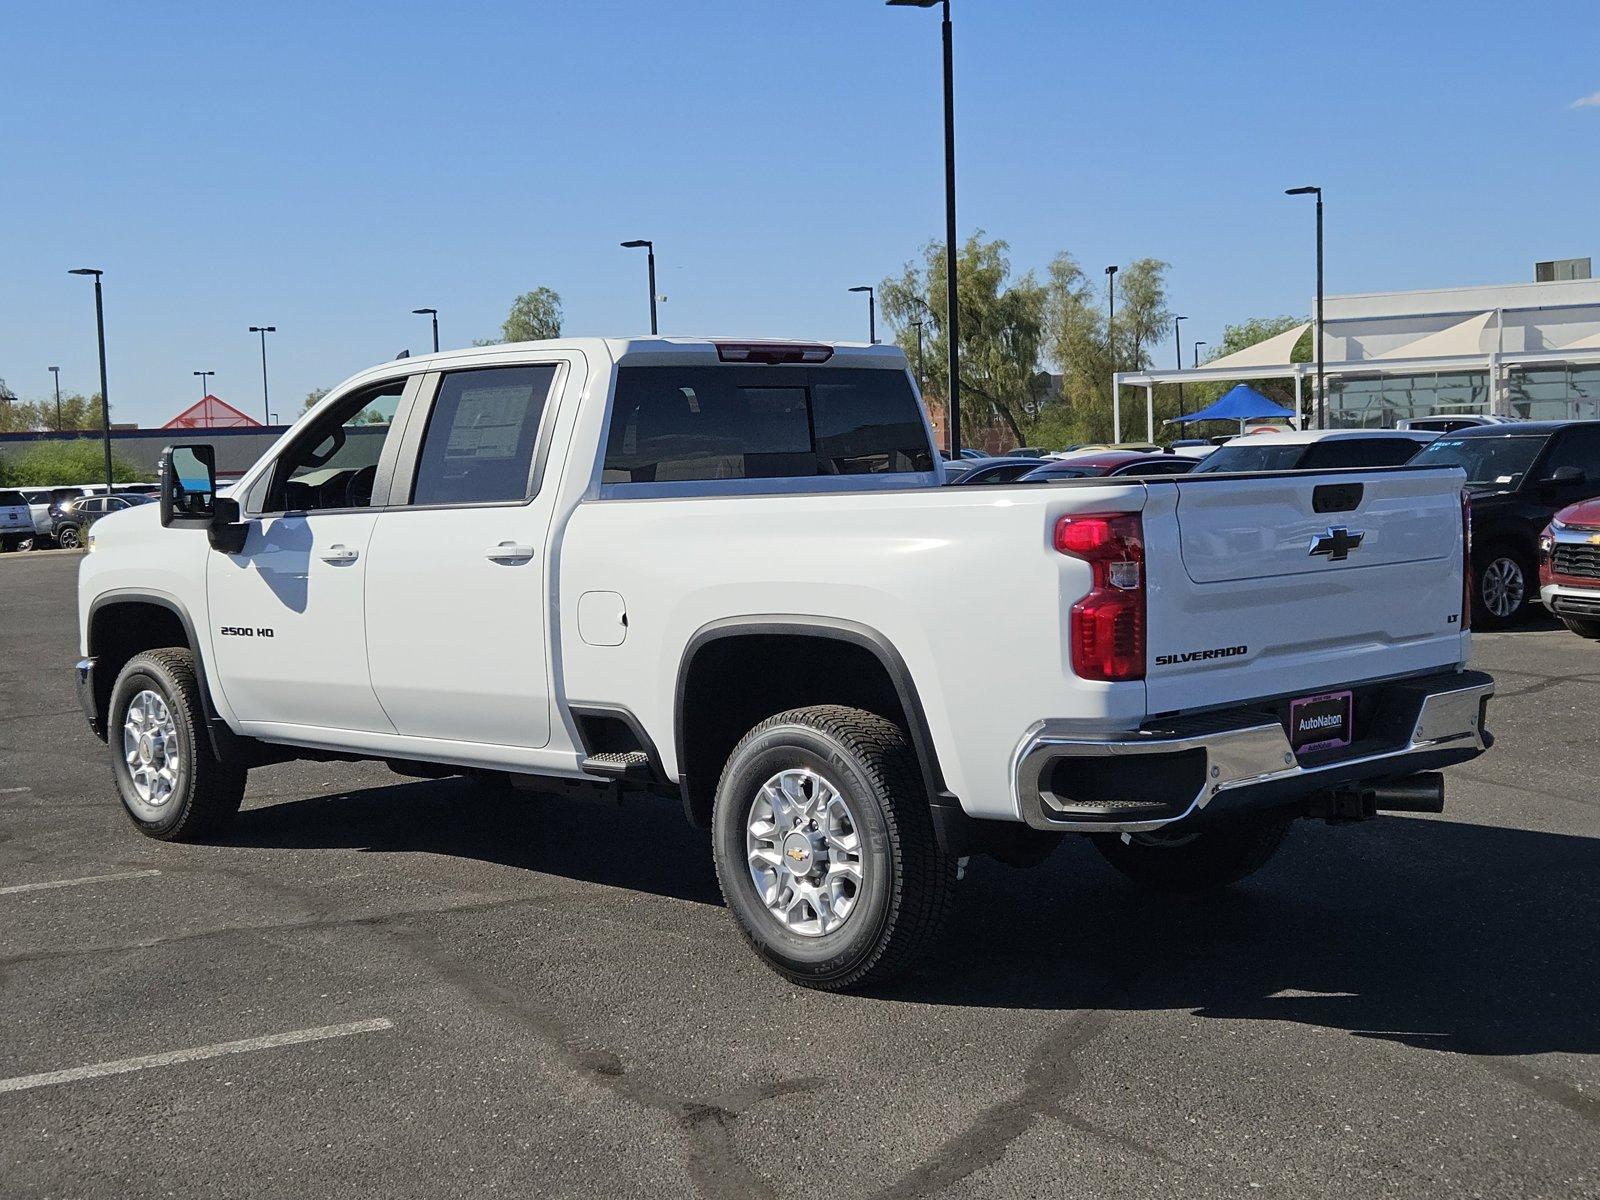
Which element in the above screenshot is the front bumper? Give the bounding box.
[1541,582,1600,621]
[1013,669,1494,833]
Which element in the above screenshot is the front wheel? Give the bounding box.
[1473,549,1533,628]
[109,649,247,840]
[1091,814,1292,893]
[711,706,956,991]
[55,524,82,549]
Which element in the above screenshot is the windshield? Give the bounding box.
[1189,443,1309,473]
[1411,435,1547,489]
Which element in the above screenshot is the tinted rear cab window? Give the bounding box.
[603,366,932,484]
[1299,437,1422,469]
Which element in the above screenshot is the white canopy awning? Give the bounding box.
[1553,328,1600,352]
[1197,322,1310,373]
[1372,311,1496,360]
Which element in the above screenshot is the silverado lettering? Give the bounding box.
[1154,645,1249,667]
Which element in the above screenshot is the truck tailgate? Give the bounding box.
[1143,468,1468,716]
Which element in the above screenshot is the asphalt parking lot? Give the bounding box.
[2,553,1596,1199]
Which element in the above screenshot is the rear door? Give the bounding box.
[363,358,577,748]
[1143,467,1467,714]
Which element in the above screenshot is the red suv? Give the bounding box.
[1539,497,1600,638]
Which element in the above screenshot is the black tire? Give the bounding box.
[1472,546,1534,629]
[108,648,247,841]
[56,524,82,549]
[711,705,956,992]
[1560,616,1600,640]
[1091,814,1292,893]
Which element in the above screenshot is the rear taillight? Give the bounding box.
[1461,490,1473,632]
[1055,512,1145,682]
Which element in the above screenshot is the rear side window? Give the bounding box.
[0,491,24,507]
[1300,437,1422,469]
[603,366,932,484]
[411,365,558,506]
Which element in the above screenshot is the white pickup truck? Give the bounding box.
[75,337,1494,990]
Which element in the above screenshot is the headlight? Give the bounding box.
[86,532,96,552]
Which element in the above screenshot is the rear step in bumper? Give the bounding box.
[1013,671,1493,834]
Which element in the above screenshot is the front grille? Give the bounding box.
[1553,543,1600,580]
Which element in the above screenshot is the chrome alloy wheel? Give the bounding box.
[122,689,181,814]
[746,768,864,937]
[1481,556,1525,619]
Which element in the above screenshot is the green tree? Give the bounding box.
[880,233,1050,447]
[0,440,142,486]
[483,287,563,345]
[300,386,330,414]
[1042,252,1115,444]
[0,392,108,433]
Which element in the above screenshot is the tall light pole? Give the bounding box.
[248,325,275,424]
[1173,314,1188,421]
[193,370,215,399]
[411,308,439,353]
[1193,340,1206,369]
[888,0,960,456]
[1286,185,1324,429]
[1105,265,1118,372]
[67,269,114,492]
[48,365,62,431]
[910,318,926,387]
[848,285,877,343]
[620,240,658,335]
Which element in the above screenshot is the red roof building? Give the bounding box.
[163,395,262,429]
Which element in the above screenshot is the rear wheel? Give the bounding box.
[1473,548,1533,628]
[711,705,956,991]
[56,524,82,550]
[1560,616,1600,640]
[109,649,247,840]
[1091,814,1292,893]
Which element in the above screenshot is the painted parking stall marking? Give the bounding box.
[0,1018,395,1095]
[0,869,162,896]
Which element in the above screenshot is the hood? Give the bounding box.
[1556,497,1600,530]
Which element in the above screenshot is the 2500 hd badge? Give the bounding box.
[1154,645,1248,667]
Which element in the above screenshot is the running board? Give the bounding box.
[580,750,652,781]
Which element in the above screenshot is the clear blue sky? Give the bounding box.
[2,0,1596,427]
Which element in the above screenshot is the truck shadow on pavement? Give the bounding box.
[226,779,1600,1060]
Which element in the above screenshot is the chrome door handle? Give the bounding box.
[319,544,359,564]
[484,542,536,563]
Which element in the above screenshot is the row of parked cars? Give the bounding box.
[0,484,156,552]
[948,419,1600,633]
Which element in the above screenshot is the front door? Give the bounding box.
[206,379,410,733]
[363,361,569,748]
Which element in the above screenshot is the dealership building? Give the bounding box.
[1114,267,1600,439]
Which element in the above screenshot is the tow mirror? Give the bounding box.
[159,445,217,527]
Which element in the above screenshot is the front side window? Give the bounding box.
[275,380,405,512]
[1537,427,1600,480]
[603,366,931,484]
[410,365,557,506]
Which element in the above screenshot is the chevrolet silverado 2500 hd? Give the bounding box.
[75,338,1494,990]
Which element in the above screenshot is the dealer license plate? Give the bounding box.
[1289,690,1353,755]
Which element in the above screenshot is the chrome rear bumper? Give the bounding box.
[1013,670,1493,833]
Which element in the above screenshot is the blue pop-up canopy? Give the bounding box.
[1166,383,1295,426]
[1166,384,1295,426]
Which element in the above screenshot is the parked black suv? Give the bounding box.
[1410,421,1600,627]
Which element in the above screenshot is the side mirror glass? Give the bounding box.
[159,444,217,527]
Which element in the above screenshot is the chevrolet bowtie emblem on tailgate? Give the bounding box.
[1308,526,1364,561]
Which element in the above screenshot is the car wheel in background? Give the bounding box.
[108,648,247,841]
[55,525,82,549]
[1091,814,1293,892]
[1473,548,1533,629]
[711,705,956,991]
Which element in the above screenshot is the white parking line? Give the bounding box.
[0,869,161,896]
[0,787,30,795]
[0,1018,395,1095]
